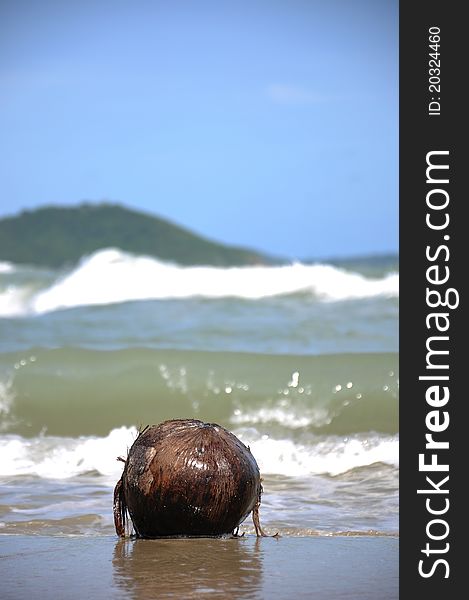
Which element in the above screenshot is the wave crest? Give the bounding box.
[1,248,399,316]
[0,427,398,481]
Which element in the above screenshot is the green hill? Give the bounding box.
[0,203,272,268]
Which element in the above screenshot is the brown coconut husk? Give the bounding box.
[113,419,270,538]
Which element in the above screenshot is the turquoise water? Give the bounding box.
[0,250,398,537]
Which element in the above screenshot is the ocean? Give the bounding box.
[0,248,399,539]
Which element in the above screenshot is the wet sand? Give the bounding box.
[0,534,398,599]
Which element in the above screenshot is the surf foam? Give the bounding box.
[0,426,398,482]
[0,248,398,315]
[0,426,138,482]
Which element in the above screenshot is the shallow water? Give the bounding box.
[0,535,399,600]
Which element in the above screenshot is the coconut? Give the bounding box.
[113,419,268,538]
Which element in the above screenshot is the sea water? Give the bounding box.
[0,249,398,537]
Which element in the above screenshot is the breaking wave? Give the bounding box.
[0,248,399,316]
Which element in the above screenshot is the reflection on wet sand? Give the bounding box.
[113,536,265,599]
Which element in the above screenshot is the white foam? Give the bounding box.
[236,432,399,476]
[0,261,15,273]
[0,426,398,481]
[19,248,397,314]
[0,249,399,316]
[0,285,35,317]
[0,426,138,483]
[231,406,333,429]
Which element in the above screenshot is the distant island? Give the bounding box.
[0,203,274,268]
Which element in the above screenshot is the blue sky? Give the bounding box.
[0,0,398,261]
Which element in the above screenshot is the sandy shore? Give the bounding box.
[0,534,398,599]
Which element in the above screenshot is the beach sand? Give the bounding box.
[1,534,398,599]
